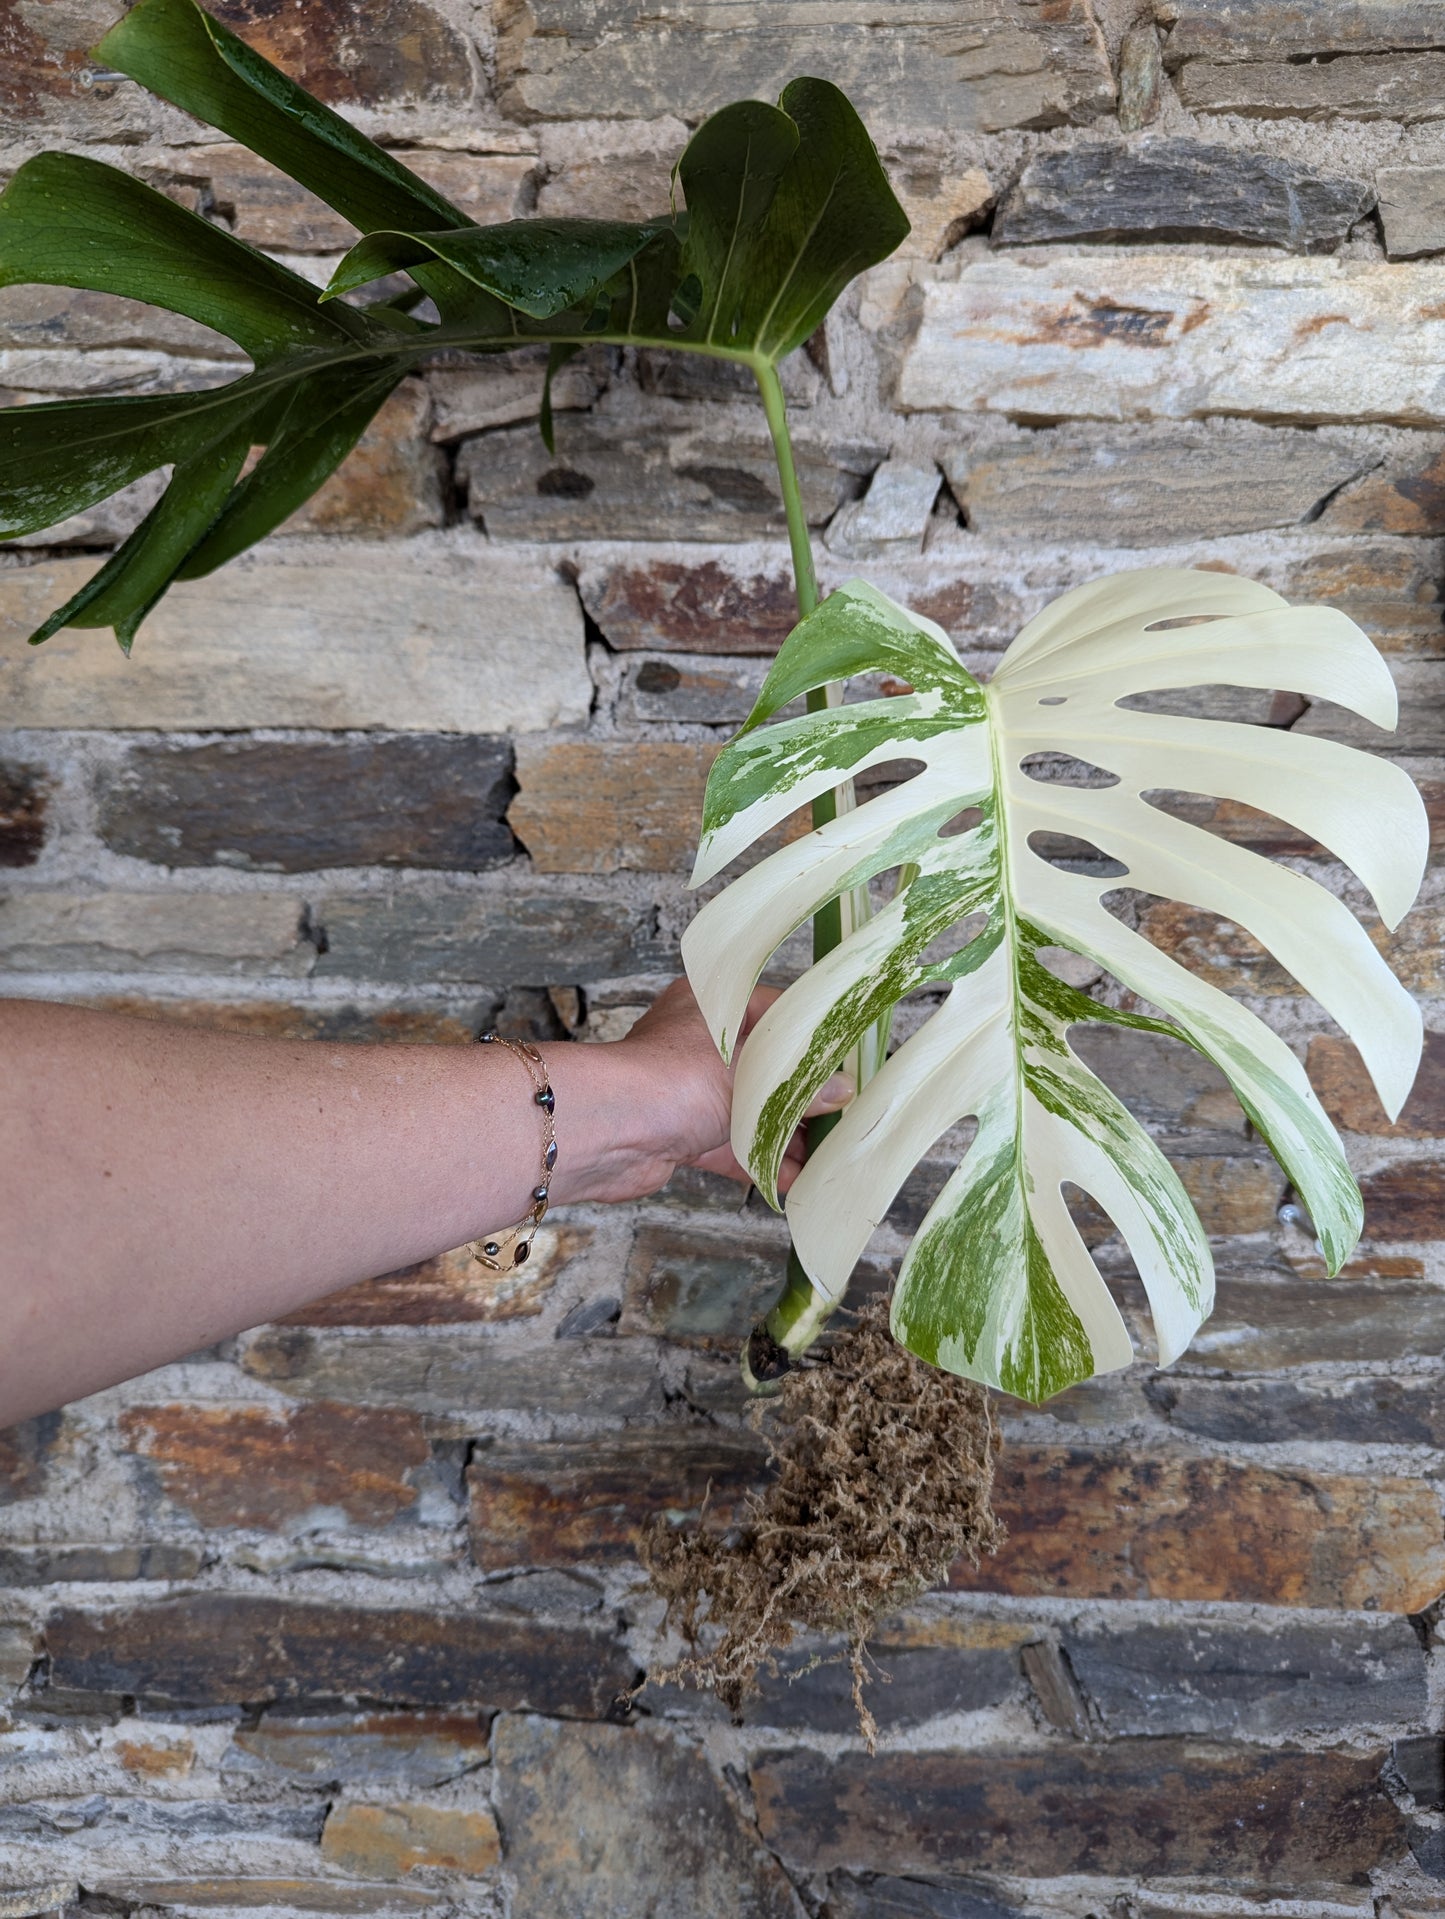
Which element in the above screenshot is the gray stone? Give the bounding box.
[1063,1615,1426,1738]
[0,1623,39,1693]
[555,1294,622,1337]
[0,545,590,733]
[1396,1736,1445,1809]
[227,1709,488,1789]
[900,255,1445,429]
[240,1324,666,1421]
[0,282,239,358]
[1294,659,1445,755]
[826,460,942,558]
[0,1796,325,1840]
[823,1876,1020,1919]
[1178,53,1445,122]
[461,414,876,542]
[0,892,315,979]
[1379,167,1445,259]
[0,1886,78,1919]
[995,141,1373,252]
[0,1544,204,1585]
[497,0,1115,132]
[428,348,608,441]
[1116,24,1162,133]
[744,1635,1020,1735]
[949,425,1369,546]
[309,890,667,985]
[1020,1639,1092,1739]
[1145,1372,1445,1446]
[97,738,516,874]
[493,1714,802,1919]
[1161,1,1445,61]
[1169,1271,1445,1371]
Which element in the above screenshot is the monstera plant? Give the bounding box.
[0,0,1426,1413]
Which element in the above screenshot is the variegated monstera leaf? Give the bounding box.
[682,569,1427,1402]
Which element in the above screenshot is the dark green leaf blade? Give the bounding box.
[326,218,677,320]
[177,364,405,578]
[28,421,254,650]
[674,77,910,363]
[0,152,373,361]
[0,382,269,541]
[96,0,467,238]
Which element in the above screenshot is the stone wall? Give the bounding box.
[1,0,1443,1913]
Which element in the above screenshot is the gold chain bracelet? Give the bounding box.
[469,1030,557,1272]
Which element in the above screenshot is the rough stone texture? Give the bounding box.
[752,1741,1404,1878]
[971,1448,1445,1610]
[116,1401,437,1531]
[467,1428,768,1568]
[0,546,589,731]
[0,761,47,868]
[5,3,1444,1907]
[45,1595,634,1715]
[950,426,1369,545]
[492,1715,802,1919]
[229,1712,489,1789]
[509,740,720,872]
[460,414,875,541]
[1062,1615,1427,1737]
[994,140,1374,252]
[901,255,1445,427]
[320,1801,500,1878]
[495,0,1116,131]
[97,737,516,873]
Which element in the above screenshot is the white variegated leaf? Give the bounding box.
[682,569,1427,1402]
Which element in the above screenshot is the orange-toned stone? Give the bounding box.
[1309,1030,1445,1136]
[118,1402,431,1530]
[1360,1159,1445,1241]
[115,1734,196,1780]
[320,1801,500,1879]
[510,741,722,873]
[962,1446,1445,1611]
[285,381,445,539]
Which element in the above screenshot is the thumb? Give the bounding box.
[804,1070,856,1117]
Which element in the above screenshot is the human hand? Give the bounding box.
[545,976,854,1207]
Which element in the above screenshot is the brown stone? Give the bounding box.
[963,1447,1445,1611]
[45,1593,634,1715]
[1281,547,1445,658]
[0,0,127,128]
[951,426,1368,545]
[751,1740,1404,1879]
[1324,439,1445,534]
[0,762,46,869]
[1146,1370,1445,1448]
[0,1543,204,1585]
[96,735,514,874]
[427,346,609,440]
[1309,1031,1445,1137]
[995,141,1373,252]
[1149,783,1445,859]
[1359,1160,1445,1242]
[1069,1151,1285,1240]
[321,1801,500,1879]
[283,382,446,540]
[239,1325,665,1421]
[117,1401,434,1530]
[460,415,874,541]
[230,1710,487,1788]
[510,741,720,874]
[0,1412,62,1506]
[466,1428,768,1569]
[285,1232,590,1327]
[580,558,800,655]
[622,1223,890,1344]
[206,0,471,110]
[0,282,231,358]
[493,1715,800,1919]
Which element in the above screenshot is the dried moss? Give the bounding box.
[639,1298,1003,1748]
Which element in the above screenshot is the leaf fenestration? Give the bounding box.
[682,571,1428,1401]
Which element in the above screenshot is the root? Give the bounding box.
[638,1297,1004,1750]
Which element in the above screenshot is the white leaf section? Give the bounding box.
[682,569,1427,1401]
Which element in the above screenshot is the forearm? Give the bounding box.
[0,1000,665,1425]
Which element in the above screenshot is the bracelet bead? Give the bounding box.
[469,1029,558,1273]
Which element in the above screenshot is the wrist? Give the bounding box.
[542,1038,681,1206]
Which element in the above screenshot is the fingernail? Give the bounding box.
[820,1071,855,1106]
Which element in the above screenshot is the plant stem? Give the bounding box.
[744,358,858,1386]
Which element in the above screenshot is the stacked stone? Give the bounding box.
[1,0,1443,1912]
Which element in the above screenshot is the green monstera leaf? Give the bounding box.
[0,0,906,649]
[682,569,1428,1403]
